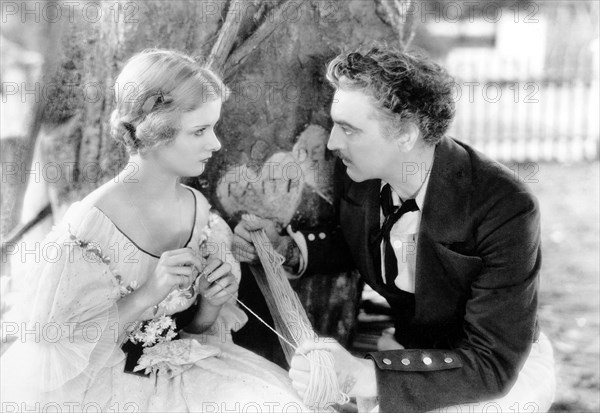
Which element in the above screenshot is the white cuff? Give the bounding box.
[284,225,308,279]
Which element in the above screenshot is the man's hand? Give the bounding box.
[232,215,299,268]
[289,338,378,400]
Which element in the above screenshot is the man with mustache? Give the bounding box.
[233,44,555,412]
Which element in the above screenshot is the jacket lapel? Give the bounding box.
[364,181,382,285]
[419,137,473,244]
[340,177,382,286]
[415,137,474,305]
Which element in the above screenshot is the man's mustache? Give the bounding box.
[331,150,342,159]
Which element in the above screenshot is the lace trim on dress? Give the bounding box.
[67,224,138,297]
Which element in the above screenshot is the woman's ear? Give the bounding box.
[396,122,420,152]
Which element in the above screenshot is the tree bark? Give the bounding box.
[37,0,411,349]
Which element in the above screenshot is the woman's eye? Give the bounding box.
[194,129,206,136]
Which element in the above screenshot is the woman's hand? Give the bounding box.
[136,247,205,308]
[195,256,239,307]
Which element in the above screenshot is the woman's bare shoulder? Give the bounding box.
[181,185,210,210]
[82,181,131,219]
[179,185,211,230]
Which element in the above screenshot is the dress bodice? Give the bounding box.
[57,185,221,320]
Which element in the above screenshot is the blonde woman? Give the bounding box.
[1,49,306,412]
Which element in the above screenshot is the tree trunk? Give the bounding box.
[38,0,412,354]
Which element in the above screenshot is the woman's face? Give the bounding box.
[149,98,223,177]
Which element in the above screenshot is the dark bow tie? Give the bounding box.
[372,184,419,246]
[372,184,419,286]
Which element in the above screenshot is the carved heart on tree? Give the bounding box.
[216,124,335,226]
[216,151,305,226]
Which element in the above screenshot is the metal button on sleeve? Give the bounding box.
[382,358,392,365]
[318,232,326,239]
[401,358,410,366]
[422,356,432,366]
[444,357,453,364]
[307,234,316,241]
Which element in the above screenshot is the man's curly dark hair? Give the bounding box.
[326,44,456,146]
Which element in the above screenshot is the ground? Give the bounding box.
[532,161,599,412]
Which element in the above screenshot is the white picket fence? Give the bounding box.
[446,49,599,163]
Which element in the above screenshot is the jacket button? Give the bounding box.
[422,356,432,366]
[401,358,410,365]
[307,234,316,241]
[444,357,453,364]
[318,232,326,239]
[382,358,392,365]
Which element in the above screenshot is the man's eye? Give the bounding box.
[342,127,352,136]
[194,129,206,136]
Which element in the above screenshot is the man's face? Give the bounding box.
[327,87,399,182]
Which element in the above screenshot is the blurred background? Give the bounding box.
[1,1,598,410]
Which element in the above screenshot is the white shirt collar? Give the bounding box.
[381,167,432,210]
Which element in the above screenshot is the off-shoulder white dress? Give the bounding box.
[1,186,306,412]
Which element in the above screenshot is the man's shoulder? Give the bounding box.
[446,138,539,216]
[453,138,535,194]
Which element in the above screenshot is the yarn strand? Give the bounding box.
[200,215,349,409]
[243,214,347,410]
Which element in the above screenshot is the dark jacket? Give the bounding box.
[300,137,541,412]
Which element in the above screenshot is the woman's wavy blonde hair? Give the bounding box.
[110,49,229,154]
